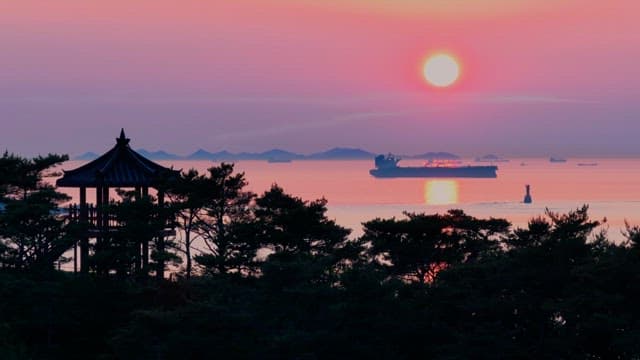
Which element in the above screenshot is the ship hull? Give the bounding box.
[370,166,498,178]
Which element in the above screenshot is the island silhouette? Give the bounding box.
[75,148,461,161]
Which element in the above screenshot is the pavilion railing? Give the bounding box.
[65,204,175,235]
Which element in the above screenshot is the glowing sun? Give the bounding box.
[423,53,460,88]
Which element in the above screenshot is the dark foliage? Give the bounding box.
[0,153,71,272]
[190,163,258,275]
[363,209,510,283]
[3,157,640,359]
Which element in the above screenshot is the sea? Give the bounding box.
[57,158,640,242]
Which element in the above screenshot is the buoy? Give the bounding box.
[523,184,532,204]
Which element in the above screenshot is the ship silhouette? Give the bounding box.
[370,154,498,178]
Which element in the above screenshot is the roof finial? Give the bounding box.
[116,128,130,146]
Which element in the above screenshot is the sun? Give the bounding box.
[423,53,460,88]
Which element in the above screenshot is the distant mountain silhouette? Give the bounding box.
[187,148,372,160]
[74,152,99,160]
[136,149,182,160]
[236,149,304,161]
[307,147,376,160]
[186,149,224,160]
[262,149,305,160]
[75,147,461,162]
[408,152,460,160]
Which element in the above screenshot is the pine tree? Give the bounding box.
[0,153,71,271]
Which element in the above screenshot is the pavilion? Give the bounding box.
[57,129,178,275]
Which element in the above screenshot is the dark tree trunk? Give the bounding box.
[185,228,192,279]
[156,190,165,281]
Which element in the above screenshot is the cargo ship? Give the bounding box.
[369,154,498,178]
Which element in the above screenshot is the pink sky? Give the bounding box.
[1,0,639,157]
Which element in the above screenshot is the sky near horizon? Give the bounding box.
[1,0,639,157]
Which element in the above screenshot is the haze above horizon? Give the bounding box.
[2,0,639,157]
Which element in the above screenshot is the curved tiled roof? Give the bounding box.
[57,129,178,188]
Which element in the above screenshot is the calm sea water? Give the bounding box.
[58,158,640,241]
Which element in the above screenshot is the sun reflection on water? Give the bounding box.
[424,180,459,205]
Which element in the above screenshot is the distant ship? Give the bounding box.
[369,154,498,178]
[267,158,293,163]
[474,154,510,163]
[550,157,567,163]
[577,162,598,167]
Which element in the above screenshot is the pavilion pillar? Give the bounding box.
[95,185,103,274]
[156,189,165,281]
[79,187,89,274]
[134,186,142,274]
[73,238,77,274]
[96,185,103,237]
[99,186,110,276]
[142,187,150,273]
[103,186,110,230]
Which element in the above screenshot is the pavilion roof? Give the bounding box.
[57,129,178,188]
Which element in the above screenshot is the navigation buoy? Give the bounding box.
[523,184,532,204]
